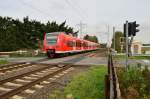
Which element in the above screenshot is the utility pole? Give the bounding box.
[76,21,86,39]
[125,21,129,70]
[113,27,115,50]
[106,25,110,57]
[107,25,110,48]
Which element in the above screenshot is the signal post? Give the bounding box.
[123,21,140,70]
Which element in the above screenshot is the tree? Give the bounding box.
[0,16,78,51]
[83,34,90,40]
[83,34,99,43]
[111,31,124,53]
[101,43,107,48]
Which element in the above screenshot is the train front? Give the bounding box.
[43,32,60,58]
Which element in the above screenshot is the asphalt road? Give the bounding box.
[0,54,107,65]
[117,59,150,66]
[0,57,47,63]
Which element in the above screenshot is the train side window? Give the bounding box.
[85,43,88,47]
[83,42,87,47]
[67,41,73,47]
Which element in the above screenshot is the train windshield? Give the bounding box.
[46,32,59,45]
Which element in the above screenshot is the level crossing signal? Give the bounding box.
[124,21,139,37]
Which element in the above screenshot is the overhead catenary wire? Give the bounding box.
[67,0,89,19]
[76,21,87,39]
[18,0,53,19]
[19,0,88,37]
[64,0,86,21]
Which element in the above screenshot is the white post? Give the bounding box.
[107,25,109,48]
[113,27,115,50]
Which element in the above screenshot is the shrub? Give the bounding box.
[117,65,150,98]
[118,67,145,97]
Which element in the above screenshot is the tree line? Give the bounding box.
[0,16,78,51]
[111,31,124,53]
[83,34,99,43]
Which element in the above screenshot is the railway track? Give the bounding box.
[0,50,104,98]
[0,51,96,75]
[0,56,56,74]
[0,62,34,75]
[0,52,92,98]
[0,63,73,99]
[0,57,49,74]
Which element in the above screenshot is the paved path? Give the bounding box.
[117,59,150,66]
[40,56,107,65]
[0,55,107,66]
[0,57,46,63]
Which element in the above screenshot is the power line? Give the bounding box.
[76,21,87,39]
[64,0,85,20]
[18,0,52,19]
[97,32,109,43]
[68,0,88,18]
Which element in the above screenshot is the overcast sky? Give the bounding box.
[0,0,150,44]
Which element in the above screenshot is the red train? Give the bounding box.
[43,32,100,58]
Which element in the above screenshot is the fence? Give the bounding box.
[105,53,121,99]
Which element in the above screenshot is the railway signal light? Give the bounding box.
[124,23,132,37]
[131,21,139,36]
[123,21,140,37]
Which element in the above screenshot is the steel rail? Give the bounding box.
[0,64,57,85]
[0,62,26,69]
[0,65,71,99]
[0,63,33,73]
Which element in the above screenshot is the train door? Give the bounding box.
[81,41,84,50]
[73,40,76,51]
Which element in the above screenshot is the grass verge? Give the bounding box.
[50,65,107,99]
[130,56,150,60]
[117,65,150,99]
[0,60,8,65]
[113,55,150,60]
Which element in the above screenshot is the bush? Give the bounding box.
[117,65,150,99]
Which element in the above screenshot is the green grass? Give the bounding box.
[50,65,107,99]
[113,55,150,60]
[117,65,150,99]
[130,56,150,60]
[113,55,126,59]
[142,47,150,51]
[0,60,8,65]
